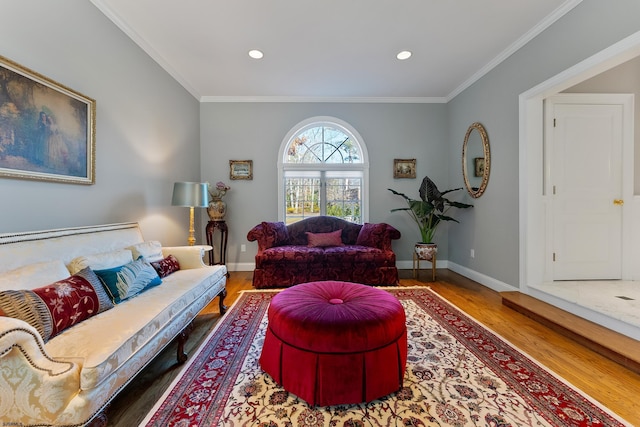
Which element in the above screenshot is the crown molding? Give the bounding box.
[446,0,583,102]
[199,96,447,104]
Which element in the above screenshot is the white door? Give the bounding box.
[548,98,624,280]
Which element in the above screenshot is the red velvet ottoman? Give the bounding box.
[259,281,407,406]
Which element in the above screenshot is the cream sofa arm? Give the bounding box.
[0,317,81,425]
[162,245,209,269]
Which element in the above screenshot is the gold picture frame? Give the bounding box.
[229,160,253,180]
[0,55,96,184]
[393,158,416,179]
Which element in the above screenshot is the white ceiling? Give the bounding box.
[91,0,581,102]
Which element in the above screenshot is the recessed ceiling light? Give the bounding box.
[249,49,264,59]
[396,50,412,60]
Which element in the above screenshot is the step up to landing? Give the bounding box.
[501,291,640,375]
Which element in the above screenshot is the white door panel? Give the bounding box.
[550,102,623,280]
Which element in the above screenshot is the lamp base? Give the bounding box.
[188,206,196,246]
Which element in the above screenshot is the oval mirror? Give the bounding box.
[462,122,490,198]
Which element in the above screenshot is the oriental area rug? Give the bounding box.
[140,287,630,427]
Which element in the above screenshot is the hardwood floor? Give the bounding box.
[502,291,640,374]
[106,270,640,426]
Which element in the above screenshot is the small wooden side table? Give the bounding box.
[413,251,436,281]
[206,220,228,273]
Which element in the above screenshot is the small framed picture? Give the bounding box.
[474,157,485,177]
[229,160,253,180]
[393,159,416,179]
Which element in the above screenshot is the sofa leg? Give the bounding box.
[219,288,228,315]
[176,322,194,364]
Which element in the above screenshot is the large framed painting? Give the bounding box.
[0,55,96,184]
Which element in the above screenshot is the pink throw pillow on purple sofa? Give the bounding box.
[306,230,344,247]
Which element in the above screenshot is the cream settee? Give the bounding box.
[0,222,227,427]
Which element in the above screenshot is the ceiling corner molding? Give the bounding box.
[446,0,584,102]
[89,0,201,100]
[199,96,447,104]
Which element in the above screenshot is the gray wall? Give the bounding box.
[0,0,202,245]
[200,102,448,267]
[447,0,640,287]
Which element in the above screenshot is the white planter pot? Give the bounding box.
[414,242,437,261]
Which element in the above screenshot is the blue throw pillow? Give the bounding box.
[95,258,161,303]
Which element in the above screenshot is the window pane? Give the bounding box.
[326,177,362,224]
[285,177,321,224]
[285,126,362,164]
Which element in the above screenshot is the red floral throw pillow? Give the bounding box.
[151,254,181,278]
[356,223,387,248]
[0,267,114,341]
[306,230,344,247]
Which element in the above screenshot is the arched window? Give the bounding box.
[278,117,369,224]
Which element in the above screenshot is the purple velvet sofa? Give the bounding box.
[246,216,401,288]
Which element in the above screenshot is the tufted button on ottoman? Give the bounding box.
[259,280,407,406]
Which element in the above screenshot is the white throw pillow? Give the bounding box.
[68,249,133,275]
[127,240,164,262]
[0,260,71,291]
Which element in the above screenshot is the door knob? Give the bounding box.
[613,199,624,206]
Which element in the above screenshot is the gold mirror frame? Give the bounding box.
[462,122,490,198]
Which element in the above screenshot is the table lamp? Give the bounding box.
[172,181,209,246]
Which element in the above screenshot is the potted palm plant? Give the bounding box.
[388,175,473,260]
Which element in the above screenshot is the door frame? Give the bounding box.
[543,94,633,281]
[519,30,640,295]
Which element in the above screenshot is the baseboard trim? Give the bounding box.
[447,262,519,293]
[227,259,518,296]
[225,262,254,272]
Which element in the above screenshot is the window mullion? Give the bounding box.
[320,171,327,216]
